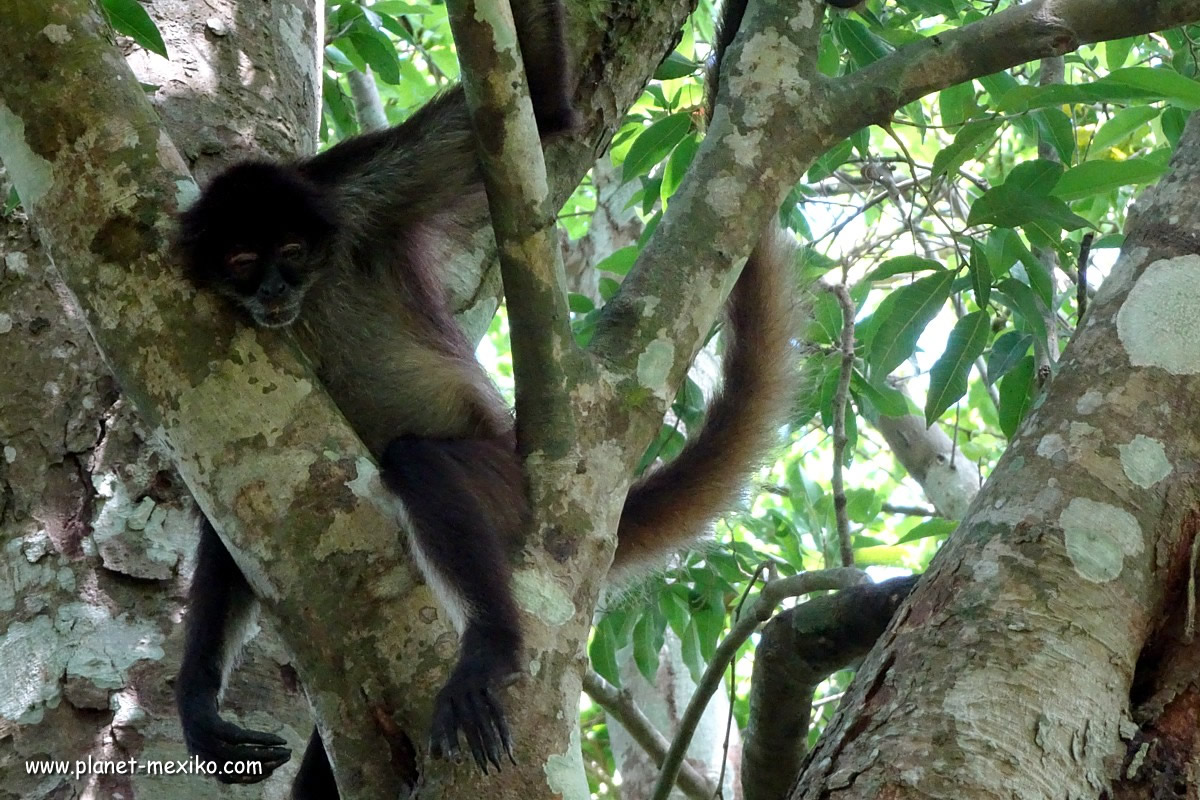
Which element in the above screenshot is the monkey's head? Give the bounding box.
[178,162,339,328]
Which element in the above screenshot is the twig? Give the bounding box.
[582,670,718,800]
[1077,231,1094,322]
[829,284,857,568]
[648,568,868,800]
[882,503,939,517]
[346,68,387,132]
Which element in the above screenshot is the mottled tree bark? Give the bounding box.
[791,114,1200,800]
[0,0,322,796]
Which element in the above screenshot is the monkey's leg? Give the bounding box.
[176,519,292,783]
[381,435,524,773]
[291,727,339,800]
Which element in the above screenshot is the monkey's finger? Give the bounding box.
[466,691,502,772]
[430,698,462,761]
[209,718,289,748]
[484,688,516,765]
[459,694,492,773]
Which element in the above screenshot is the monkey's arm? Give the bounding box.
[380,435,527,771]
[175,520,292,782]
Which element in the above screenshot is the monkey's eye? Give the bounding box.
[279,241,305,257]
[226,251,258,278]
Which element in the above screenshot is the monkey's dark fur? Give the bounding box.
[174,0,803,794]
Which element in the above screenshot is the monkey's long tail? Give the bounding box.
[611,229,800,577]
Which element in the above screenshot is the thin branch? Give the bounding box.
[649,568,868,800]
[582,670,718,800]
[829,284,857,568]
[347,68,388,132]
[882,503,940,517]
[1077,232,1094,321]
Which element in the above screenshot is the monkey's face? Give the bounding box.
[215,236,321,328]
[178,161,339,329]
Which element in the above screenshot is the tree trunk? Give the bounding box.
[791,113,1200,800]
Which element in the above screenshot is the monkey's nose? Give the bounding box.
[259,273,289,301]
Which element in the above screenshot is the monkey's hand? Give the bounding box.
[429,634,519,774]
[179,695,292,783]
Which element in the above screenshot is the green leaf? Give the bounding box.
[622,113,692,183]
[598,276,621,301]
[1105,67,1200,109]
[968,184,1091,233]
[1090,107,1161,154]
[588,616,622,686]
[632,611,664,681]
[654,52,699,80]
[673,377,706,429]
[567,293,595,313]
[833,18,894,66]
[808,140,854,182]
[1006,159,1065,196]
[660,586,692,641]
[693,594,726,662]
[994,278,1048,347]
[867,271,954,379]
[1052,156,1169,203]
[661,134,700,201]
[1034,108,1075,163]
[3,186,20,217]
[325,45,356,72]
[864,256,943,283]
[938,80,974,128]
[999,67,1200,113]
[322,75,358,140]
[679,620,705,683]
[370,1,436,14]
[925,311,990,426]
[998,355,1036,438]
[348,23,400,84]
[896,518,958,544]
[1104,37,1135,70]
[851,370,909,417]
[969,239,991,308]
[101,0,168,58]
[932,119,1000,178]
[640,175,663,215]
[845,488,882,524]
[986,331,1033,384]
[805,291,845,345]
[594,245,639,276]
[1162,107,1189,148]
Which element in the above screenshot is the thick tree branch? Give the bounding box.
[743,576,919,800]
[0,6,407,798]
[445,0,581,456]
[832,0,1200,138]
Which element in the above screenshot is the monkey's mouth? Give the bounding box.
[253,304,302,328]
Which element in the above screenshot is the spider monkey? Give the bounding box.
[174,0,805,794]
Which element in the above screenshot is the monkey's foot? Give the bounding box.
[429,669,516,774]
[182,708,292,784]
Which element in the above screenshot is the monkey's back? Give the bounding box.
[292,246,514,460]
